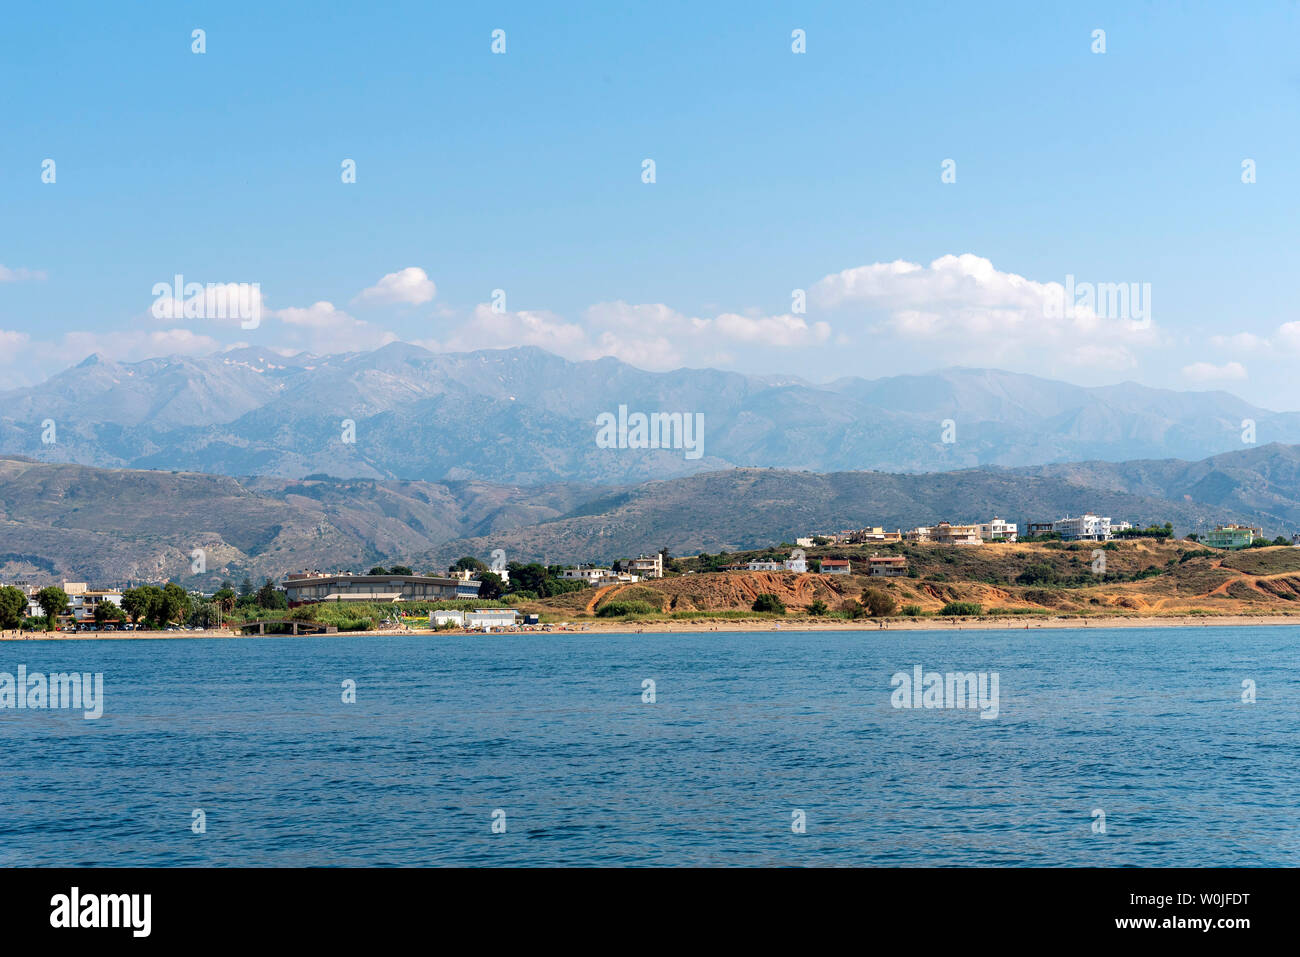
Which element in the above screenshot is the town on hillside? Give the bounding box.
[3,509,1296,635]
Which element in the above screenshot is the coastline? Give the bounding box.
[4,613,1300,640]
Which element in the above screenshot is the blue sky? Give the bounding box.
[2,1,1299,405]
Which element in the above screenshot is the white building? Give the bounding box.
[431,610,465,627]
[560,567,613,584]
[465,609,521,629]
[1053,514,1112,541]
[978,518,1018,542]
[592,573,640,587]
[784,556,807,574]
[746,560,784,572]
[624,554,664,578]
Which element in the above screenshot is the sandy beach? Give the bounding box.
[4,613,1300,640]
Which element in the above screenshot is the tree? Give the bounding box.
[0,586,27,626]
[453,556,487,573]
[506,562,549,596]
[256,578,287,610]
[476,572,504,600]
[239,576,254,598]
[861,587,897,617]
[93,600,126,625]
[36,586,70,630]
[0,586,27,629]
[120,587,149,624]
[368,566,388,576]
[388,565,414,576]
[212,585,236,616]
[807,599,829,616]
[752,594,786,614]
[162,582,191,624]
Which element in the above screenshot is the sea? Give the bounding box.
[1,626,1296,866]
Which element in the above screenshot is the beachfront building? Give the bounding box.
[466,609,520,629]
[977,518,1018,542]
[867,555,907,577]
[284,572,478,606]
[821,559,852,575]
[1052,515,1112,541]
[1204,524,1261,550]
[69,587,123,624]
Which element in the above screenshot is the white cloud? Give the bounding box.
[1274,322,1300,354]
[425,304,587,355]
[0,265,46,282]
[270,301,395,354]
[1210,331,1268,352]
[0,329,32,360]
[809,253,1157,368]
[1182,360,1247,382]
[354,267,437,305]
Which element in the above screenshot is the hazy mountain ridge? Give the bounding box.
[2,444,1298,586]
[2,344,1298,483]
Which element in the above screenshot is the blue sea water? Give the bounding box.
[0,626,1296,866]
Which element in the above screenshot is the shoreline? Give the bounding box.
[4,613,1300,640]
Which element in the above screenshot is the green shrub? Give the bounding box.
[1016,563,1058,586]
[861,587,897,617]
[752,594,786,614]
[939,601,983,616]
[900,604,923,616]
[597,600,656,617]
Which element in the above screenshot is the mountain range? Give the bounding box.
[4,443,1300,586]
[1,343,1295,484]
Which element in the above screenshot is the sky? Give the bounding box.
[2,1,1299,406]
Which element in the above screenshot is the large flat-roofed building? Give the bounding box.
[1053,514,1111,541]
[466,609,520,629]
[1204,524,1261,550]
[284,573,479,606]
[931,522,983,545]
